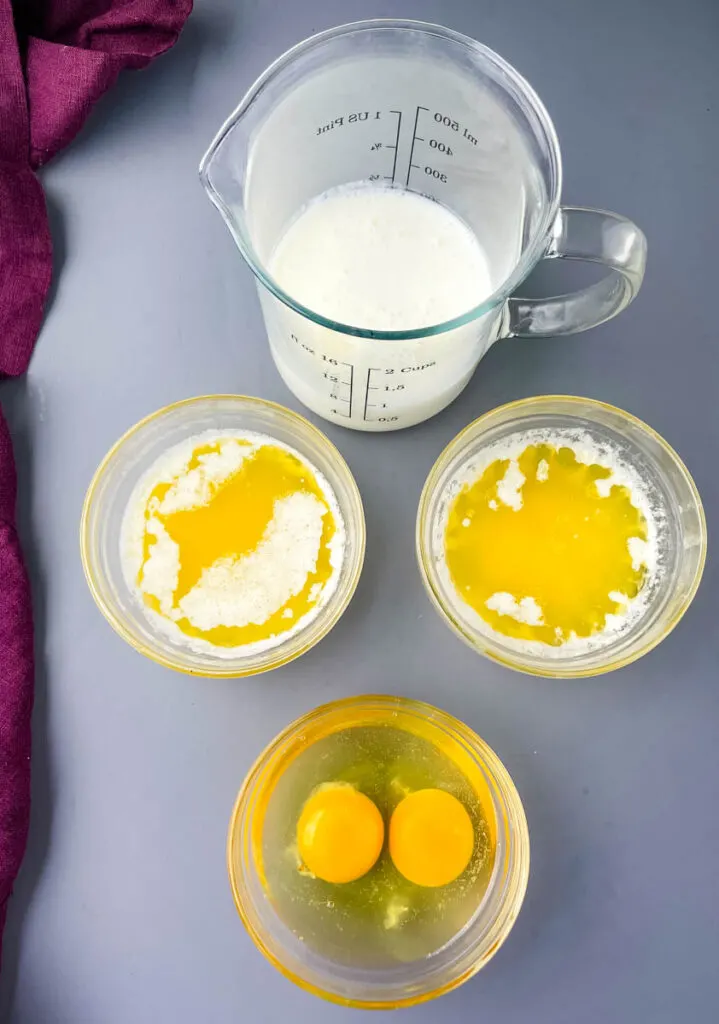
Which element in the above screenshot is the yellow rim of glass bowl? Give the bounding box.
[416,395,707,679]
[79,395,366,678]
[226,695,530,1009]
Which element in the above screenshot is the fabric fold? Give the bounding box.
[0,412,34,948]
[0,0,192,964]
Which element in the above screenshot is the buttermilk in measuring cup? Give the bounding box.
[268,183,493,423]
[270,183,492,332]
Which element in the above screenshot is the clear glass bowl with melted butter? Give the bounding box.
[227,695,529,1009]
[80,396,365,677]
[417,396,706,678]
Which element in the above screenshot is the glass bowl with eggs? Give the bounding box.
[227,695,529,1009]
[417,395,706,678]
[80,395,365,677]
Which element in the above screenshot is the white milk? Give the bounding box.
[260,183,501,431]
[269,184,493,331]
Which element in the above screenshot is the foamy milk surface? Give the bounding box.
[269,184,493,330]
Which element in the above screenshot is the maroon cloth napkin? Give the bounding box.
[0,413,33,953]
[0,0,192,961]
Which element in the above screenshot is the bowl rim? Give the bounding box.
[79,394,366,678]
[226,693,530,1009]
[416,394,708,679]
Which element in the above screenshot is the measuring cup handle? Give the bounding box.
[506,206,647,338]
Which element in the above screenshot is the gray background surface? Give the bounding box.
[1,0,718,1021]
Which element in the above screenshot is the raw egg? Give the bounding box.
[389,788,474,887]
[297,782,384,884]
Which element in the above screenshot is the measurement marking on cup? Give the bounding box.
[364,362,439,419]
[363,368,378,420]
[347,362,354,417]
[363,367,419,422]
[387,110,402,183]
[290,334,355,417]
[362,367,395,420]
[406,106,429,186]
[322,358,354,418]
[366,111,403,182]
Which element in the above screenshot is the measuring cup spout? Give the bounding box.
[199,131,246,255]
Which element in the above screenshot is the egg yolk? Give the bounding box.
[296,783,384,884]
[389,789,474,887]
[445,443,649,645]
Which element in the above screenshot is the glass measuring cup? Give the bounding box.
[201,20,647,432]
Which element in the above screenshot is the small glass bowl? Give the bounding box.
[80,396,365,678]
[417,396,707,678]
[227,695,529,1009]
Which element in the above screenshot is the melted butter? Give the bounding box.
[445,444,648,645]
[139,442,336,647]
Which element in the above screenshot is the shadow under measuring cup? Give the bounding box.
[201,19,647,432]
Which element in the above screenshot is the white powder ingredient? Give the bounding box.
[628,536,650,571]
[177,492,325,630]
[486,592,544,626]
[121,430,345,659]
[140,519,180,619]
[433,427,667,659]
[496,460,525,510]
[155,439,252,514]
